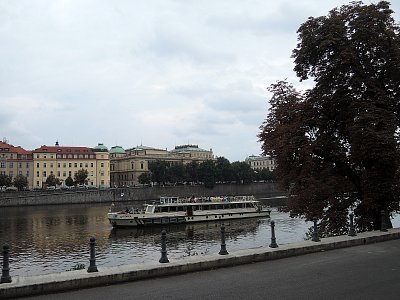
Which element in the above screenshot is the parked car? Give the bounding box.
[0,186,7,192]
[5,186,18,192]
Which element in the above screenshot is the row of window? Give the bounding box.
[36,170,106,178]
[36,162,106,168]
[0,162,31,168]
[0,171,29,177]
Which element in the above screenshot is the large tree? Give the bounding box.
[13,174,28,191]
[259,1,400,235]
[0,174,12,187]
[74,169,89,185]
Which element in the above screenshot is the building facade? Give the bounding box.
[110,144,214,187]
[32,142,110,188]
[245,155,276,171]
[0,140,33,187]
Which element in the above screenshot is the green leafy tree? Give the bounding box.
[13,174,28,191]
[74,169,89,185]
[231,161,254,184]
[138,172,151,185]
[258,1,400,235]
[148,160,168,185]
[185,161,199,184]
[0,174,12,187]
[256,168,277,182]
[167,163,185,184]
[215,157,233,183]
[198,160,216,188]
[65,176,74,187]
[45,174,61,187]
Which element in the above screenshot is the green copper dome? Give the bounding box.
[110,146,126,154]
[93,143,108,152]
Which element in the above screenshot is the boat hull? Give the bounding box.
[108,210,270,228]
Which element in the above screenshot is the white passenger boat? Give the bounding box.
[107,195,271,228]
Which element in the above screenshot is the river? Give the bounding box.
[0,201,398,277]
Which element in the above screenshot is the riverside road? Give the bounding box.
[20,239,400,300]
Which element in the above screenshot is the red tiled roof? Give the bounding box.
[33,145,95,154]
[0,141,31,154]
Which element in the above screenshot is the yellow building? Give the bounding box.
[0,139,33,188]
[110,144,214,187]
[32,142,110,188]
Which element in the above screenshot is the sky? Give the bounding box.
[1,0,399,162]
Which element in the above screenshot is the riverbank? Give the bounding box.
[1,228,399,299]
[0,183,285,207]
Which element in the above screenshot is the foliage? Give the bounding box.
[185,161,199,184]
[258,1,400,235]
[167,163,185,184]
[148,160,168,185]
[138,172,151,185]
[45,174,61,187]
[255,169,277,182]
[0,174,12,187]
[13,174,28,191]
[231,161,254,184]
[215,157,233,183]
[65,176,74,187]
[74,169,89,185]
[198,160,216,188]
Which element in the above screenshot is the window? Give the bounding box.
[50,163,53,168]
[9,162,13,168]
[43,171,46,177]
[44,163,47,168]
[63,163,66,168]
[101,163,104,167]
[91,163,94,167]
[37,162,39,168]
[57,171,60,177]
[69,163,72,168]
[85,163,88,168]
[26,163,29,168]
[80,163,83,168]
[57,163,60,168]
[74,163,77,168]
[19,163,22,168]
[141,162,144,169]
[37,171,39,177]
[63,172,66,177]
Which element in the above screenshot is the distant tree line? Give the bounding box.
[138,157,277,188]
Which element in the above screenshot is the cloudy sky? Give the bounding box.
[1,0,399,161]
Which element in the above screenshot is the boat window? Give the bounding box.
[145,205,155,213]
[217,204,223,209]
[203,205,210,210]
[161,206,169,212]
[177,206,184,211]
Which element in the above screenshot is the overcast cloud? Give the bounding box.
[1,0,399,161]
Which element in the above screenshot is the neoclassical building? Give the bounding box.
[32,142,110,188]
[245,155,276,171]
[110,144,214,187]
[0,139,33,186]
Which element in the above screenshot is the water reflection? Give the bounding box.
[0,202,313,277]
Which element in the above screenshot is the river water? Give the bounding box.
[0,201,398,277]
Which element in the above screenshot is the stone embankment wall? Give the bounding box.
[0,183,285,207]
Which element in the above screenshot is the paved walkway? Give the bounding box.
[1,229,400,299]
[19,238,400,300]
